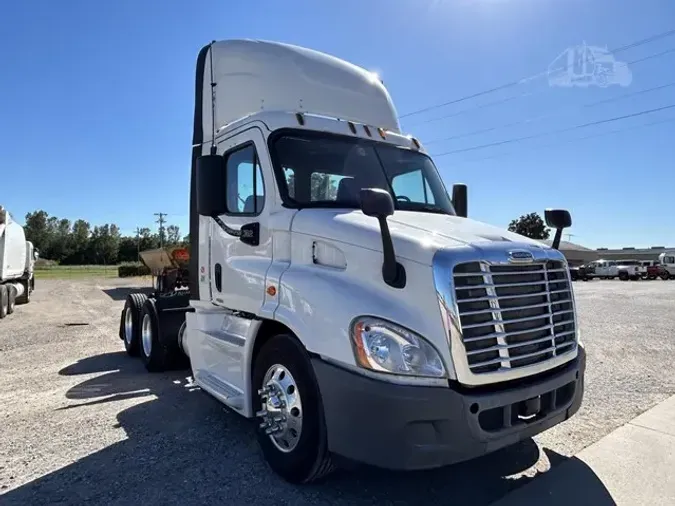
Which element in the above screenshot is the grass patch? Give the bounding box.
[34,265,121,279]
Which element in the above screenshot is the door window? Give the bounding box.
[225,144,265,215]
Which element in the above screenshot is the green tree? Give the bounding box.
[138,227,159,252]
[88,224,121,264]
[65,220,91,264]
[166,225,181,246]
[508,212,551,240]
[23,210,51,253]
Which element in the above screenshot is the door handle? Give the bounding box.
[215,263,222,292]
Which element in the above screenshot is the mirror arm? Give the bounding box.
[551,227,563,250]
[376,217,406,289]
[211,216,260,246]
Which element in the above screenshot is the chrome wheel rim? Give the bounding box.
[141,313,152,357]
[257,364,303,453]
[124,308,134,345]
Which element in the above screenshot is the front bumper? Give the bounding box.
[312,347,585,471]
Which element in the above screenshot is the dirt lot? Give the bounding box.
[1,277,675,505]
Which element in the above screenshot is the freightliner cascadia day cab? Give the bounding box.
[119,39,585,484]
[0,206,36,318]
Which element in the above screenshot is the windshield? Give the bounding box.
[271,131,456,215]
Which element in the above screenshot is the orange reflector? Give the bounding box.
[377,127,386,139]
[266,286,277,297]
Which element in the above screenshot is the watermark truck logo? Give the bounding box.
[548,42,632,88]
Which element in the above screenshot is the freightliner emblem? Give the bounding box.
[508,250,534,263]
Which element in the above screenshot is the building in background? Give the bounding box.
[594,246,674,262]
[538,239,599,266]
[532,240,673,266]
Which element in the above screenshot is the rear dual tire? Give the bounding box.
[122,293,148,356]
[138,299,178,372]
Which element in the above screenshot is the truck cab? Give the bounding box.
[658,252,675,279]
[585,259,617,279]
[616,259,644,280]
[120,39,585,483]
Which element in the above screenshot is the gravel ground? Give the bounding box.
[1,277,674,505]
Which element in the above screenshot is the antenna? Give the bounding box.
[209,40,217,155]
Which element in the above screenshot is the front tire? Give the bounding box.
[7,285,16,314]
[0,285,8,319]
[252,334,334,484]
[15,279,31,305]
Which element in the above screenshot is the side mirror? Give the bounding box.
[359,188,405,289]
[452,183,467,218]
[196,155,228,217]
[545,209,572,229]
[360,188,394,218]
[545,208,572,250]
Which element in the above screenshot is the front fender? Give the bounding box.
[272,247,455,379]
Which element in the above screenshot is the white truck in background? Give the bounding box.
[616,259,646,281]
[658,251,675,278]
[0,206,36,318]
[119,40,585,484]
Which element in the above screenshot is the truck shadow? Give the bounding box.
[102,286,154,301]
[2,352,614,506]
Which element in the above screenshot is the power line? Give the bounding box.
[431,103,675,158]
[407,45,675,131]
[399,28,675,119]
[424,78,675,145]
[441,116,675,164]
[154,213,167,248]
[404,90,536,128]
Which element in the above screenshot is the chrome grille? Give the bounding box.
[453,260,576,375]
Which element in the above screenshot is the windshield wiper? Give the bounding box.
[397,204,449,215]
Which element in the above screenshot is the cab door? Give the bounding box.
[192,126,276,396]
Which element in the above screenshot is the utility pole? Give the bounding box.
[135,227,141,262]
[565,233,576,242]
[154,213,167,248]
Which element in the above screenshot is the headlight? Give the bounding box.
[350,317,446,378]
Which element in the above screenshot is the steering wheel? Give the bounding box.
[396,195,411,202]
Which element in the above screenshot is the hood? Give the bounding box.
[291,209,549,265]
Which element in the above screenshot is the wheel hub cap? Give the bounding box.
[256,364,303,453]
[124,308,134,345]
[141,314,152,357]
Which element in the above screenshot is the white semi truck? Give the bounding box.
[119,39,585,483]
[0,206,36,318]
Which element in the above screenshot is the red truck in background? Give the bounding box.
[645,262,670,280]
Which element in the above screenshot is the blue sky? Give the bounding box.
[2,0,674,249]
